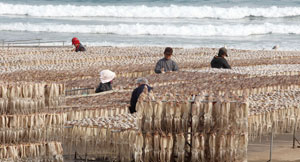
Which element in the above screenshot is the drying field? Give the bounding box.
[1,46,300,161]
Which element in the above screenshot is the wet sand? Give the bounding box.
[248,133,300,162]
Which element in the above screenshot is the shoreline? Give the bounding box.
[1,45,299,52]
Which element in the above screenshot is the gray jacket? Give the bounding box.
[154,58,179,73]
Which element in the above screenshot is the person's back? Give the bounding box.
[210,47,231,69]
[155,58,178,73]
[154,47,179,73]
[95,82,112,93]
[129,78,153,113]
[95,70,116,93]
[75,43,86,52]
[211,56,231,69]
[72,37,86,52]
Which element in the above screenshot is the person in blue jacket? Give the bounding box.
[129,78,153,113]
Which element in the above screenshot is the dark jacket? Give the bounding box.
[95,82,112,93]
[210,56,231,69]
[155,58,179,74]
[129,84,153,113]
[75,43,86,52]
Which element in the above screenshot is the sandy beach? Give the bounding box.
[2,0,300,161]
[1,46,300,161]
[248,133,300,162]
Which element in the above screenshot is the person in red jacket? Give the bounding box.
[72,37,86,52]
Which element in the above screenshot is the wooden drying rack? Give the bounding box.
[67,95,244,162]
[65,89,131,98]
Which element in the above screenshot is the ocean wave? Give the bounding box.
[1,2,300,19]
[1,22,300,36]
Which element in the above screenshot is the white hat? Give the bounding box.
[99,70,116,83]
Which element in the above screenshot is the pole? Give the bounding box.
[38,39,41,50]
[85,128,88,162]
[268,128,273,162]
[293,119,298,148]
[293,122,296,149]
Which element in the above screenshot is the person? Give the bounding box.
[154,47,179,74]
[72,37,86,52]
[95,70,116,93]
[129,78,153,113]
[272,45,279,50]
[210,47,231,69]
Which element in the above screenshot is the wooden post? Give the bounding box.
[268,127,273,162]
[293,121,296,149]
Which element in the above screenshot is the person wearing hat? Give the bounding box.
[210,47,231,69]
[129,77,153,113]
[154,47,179,74]
[72,37,86,52]
[95,70,116,93]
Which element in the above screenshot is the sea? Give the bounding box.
[1,0,300,50]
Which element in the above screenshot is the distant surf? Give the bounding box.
[1,0,300,50]
[1,3,300,19]
[1,22,299,37]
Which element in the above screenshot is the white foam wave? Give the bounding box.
[1,22,300,36]
[1,2,300,19]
